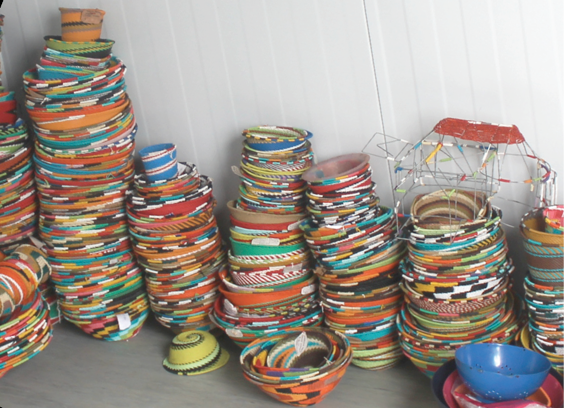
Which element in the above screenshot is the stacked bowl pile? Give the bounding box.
[301,153,406,371]
[398,189,520,378]
[0,18,34,251]
[236,126,313,214]
[127,144,226,333]
[23,14,149,341]
[240,328,353,407]
[519,205,564,376]
[0,110,36,251]
[211,126,323,347]
[0,244,53,377]
[0,16,57,325]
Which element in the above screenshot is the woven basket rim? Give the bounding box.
[411,189,489,229]
[521,208,564,246]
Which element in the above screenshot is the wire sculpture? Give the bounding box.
[364,117,557,234]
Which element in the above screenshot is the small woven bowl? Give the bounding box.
[521,208,564,247]
[59,8,105,42]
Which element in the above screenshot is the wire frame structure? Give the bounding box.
[365,117,557,232]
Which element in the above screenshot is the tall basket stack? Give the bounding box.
[377,118,559,378]
[23,8,149,341]
[519,205,564,376]
[397,190,520,378]
[211,126,324,347]
[301,153,406,371]
[127,144,227,333]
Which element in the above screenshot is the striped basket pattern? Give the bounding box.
[523,241,564,282]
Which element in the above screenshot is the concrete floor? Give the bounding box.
[0,317,440,408]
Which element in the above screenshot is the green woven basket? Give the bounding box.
[229,237,305,257]
[44,36,115,57]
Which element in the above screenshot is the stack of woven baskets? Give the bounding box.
[23,10,149,341]
[398,190,520,377]
[518,205,563,376]
[301,153,406,371]
[211,126,323,347]
[127,145,227,333]
[0,15,35,252]
[0,114,36,251]
[235,126,314,215]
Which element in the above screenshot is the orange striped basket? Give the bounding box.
[59,8,105,42]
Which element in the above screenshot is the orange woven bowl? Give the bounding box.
[30,100,130,132]
[218,276,317,308]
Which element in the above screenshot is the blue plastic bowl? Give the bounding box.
[455,343,551,402]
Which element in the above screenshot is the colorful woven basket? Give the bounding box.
[59,8,105,42]
[44,36,114,58]
[521,208,564,247]
[240,328,352,407]
[521,207,564,285]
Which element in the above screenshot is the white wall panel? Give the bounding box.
[364,0,563,274]
[1,0,563,242]
[365,0,563,206]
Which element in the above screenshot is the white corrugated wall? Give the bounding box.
[2,0,563,266]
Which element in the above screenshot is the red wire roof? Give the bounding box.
[433,117,525,144]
